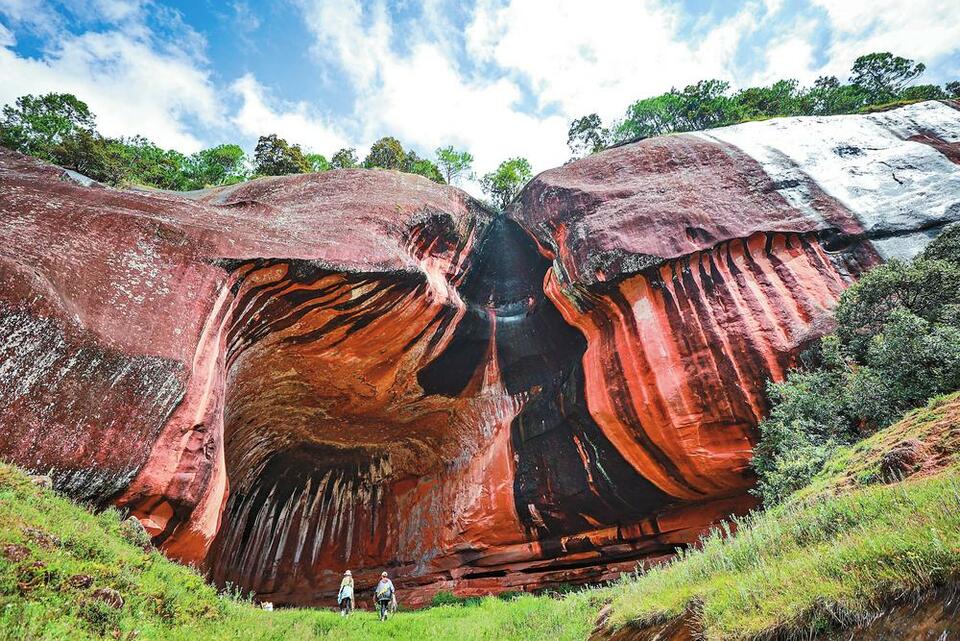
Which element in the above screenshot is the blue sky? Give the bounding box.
[1,0,959,191]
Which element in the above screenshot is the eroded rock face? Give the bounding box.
[1,101,958,607]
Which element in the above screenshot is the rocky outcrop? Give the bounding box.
[1,101,958,607]
[512,99,960,506]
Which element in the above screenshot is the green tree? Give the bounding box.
[751,226,960,505]
[363,136,406,170]
[305,153,330,172]
[834,257,960,360]
[947,81,960,99]
[404,150,445,183]
[613,92,685,141]
[48,129,124,185]
[435,145,474,184]
[674,79,739,131]
[111,136,191,190]
[567,114,609,157]
[330,147,359,169]
[850,52,926,103]
[480,157,532,209]
[846,309,960,428]
[253,134,310,176]
[0,93,97,160]
[800,76,868,115]
[733,79,802,119]
[613,80,737,143]
[751,358,853,504]
[185,144,248,188]
[921,222,960,265]
[898,84,947,101]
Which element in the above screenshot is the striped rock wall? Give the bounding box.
[1,101,958,606]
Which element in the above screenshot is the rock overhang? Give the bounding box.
[1,100,959,606]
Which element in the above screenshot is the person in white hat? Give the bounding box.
[338,570,354,616]
[374,571,396,621]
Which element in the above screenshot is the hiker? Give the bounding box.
[337,570,354,616]
[374,571,395,621]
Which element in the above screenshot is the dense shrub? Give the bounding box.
[752,225,960,503]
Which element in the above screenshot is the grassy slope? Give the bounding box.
[0,464,599,641]
[4,394,958,640]
[602,392,960,640]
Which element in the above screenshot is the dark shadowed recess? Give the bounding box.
[419,216,672,538]
[207,443,385,592]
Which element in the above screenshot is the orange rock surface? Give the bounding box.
[2,102,959,606]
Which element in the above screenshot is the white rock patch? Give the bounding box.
[698,101,960,260]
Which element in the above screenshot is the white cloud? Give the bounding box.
[466,0,759,121]
[291,0,568,186]
[230,73,349,154]
[0,30,221,151]
[88,0,144,23]
[368,42,569,177]
[0,20,14,47]
[288,0,771,185]
[0,2,222,152]
[0,0,64,35]
[751,18,820,86]
[812,0,960,79]
[295,0,391,89]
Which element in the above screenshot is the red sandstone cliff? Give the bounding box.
[1,100,958,606]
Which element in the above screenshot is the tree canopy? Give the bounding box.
[305,153,330,172]
[330,148,359,169]
[567,114,608,159]
[364,136,406,170]
[253,134,310,176]
[0,93,97,160]
[435,146,474,184]
[849,52,926,103]
[480,157,532,210]
[752,224,960,504]
[0,92,468,190]
[186,144,247,187]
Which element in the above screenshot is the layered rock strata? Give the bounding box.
[1,100,958,606]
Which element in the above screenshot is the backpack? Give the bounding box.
[375,581,394,602]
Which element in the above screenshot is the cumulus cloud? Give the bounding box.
[0,20,14,47]
[811,0,960,79]
[0,1,221,152]
[466,0,757,121]
[230,74,350,154]
[290,0,567,180]
[287,0,791,178]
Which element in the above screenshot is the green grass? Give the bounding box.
[5,394,960,640]
[601,393,960,640]
[0,463,599,640]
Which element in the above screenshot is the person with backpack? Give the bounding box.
[337,570,354,616]
[374,571,395,621]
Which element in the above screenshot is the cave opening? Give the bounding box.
[203,215,671,605]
